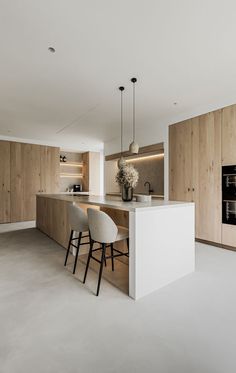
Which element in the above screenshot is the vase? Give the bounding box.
[122,185,133,202]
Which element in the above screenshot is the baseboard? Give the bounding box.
[195,238,236,252]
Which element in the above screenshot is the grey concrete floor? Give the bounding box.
[1,228,236,373]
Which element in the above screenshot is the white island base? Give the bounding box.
[128,203,195,299]
[36,195,195,300]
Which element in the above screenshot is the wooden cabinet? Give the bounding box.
[40,146,60,193]
[82,151,101,195]
[169,119,193,202]
[221,104,236,247]
[11,142,41,222]
[0,141,60,223]
[192,111,221,242]
[169,110,222,243]
[0,141,11,223]
[222,104,236,165]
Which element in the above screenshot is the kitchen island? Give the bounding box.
[36,194,195,300]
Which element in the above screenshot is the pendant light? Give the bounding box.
[117,86,126,169]
[129,77,139,154]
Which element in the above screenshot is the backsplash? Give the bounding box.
[105,155,164,196]
[132,155,164,195]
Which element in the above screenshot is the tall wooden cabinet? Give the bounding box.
[169,119,192,202]
[40,146,60,193]
[221,105,236,246]
[0,141,11,223]
[222,105,236,165]
[169,110,222,243]
[82,151,101,195]
[11,143,41,222]
[0,140,60,223]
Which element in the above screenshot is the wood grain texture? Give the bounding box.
[37,196,69,248]
[82,151,101,194]
[40,146,60,193]
[11,143,41,222]
[222,224,236,247]
[222,104,236,165]
[0,141,11,223]
[169,120,192,202]
[82,152,89,192]
[10,142,59,222]
[192,111,222,242]
[89,152,101,195]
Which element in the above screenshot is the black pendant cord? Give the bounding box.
[133,81,135,142]
[131,78,137,142]
[119,86,125,157]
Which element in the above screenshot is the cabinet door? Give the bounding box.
[11,143,41,222]
[82,152,89,192]
[40,146,60,193]
[169,120,193,201]
[222,104,236,165]
[0,141,10,223]
[192,111,221,242]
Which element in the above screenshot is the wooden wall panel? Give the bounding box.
[222,104,236,165]
[169,120,192,202]
[0,141,10,223]
[40,146,60,193]
[82,152,89,192]
[23,143,41,221]
[10,142,24,222]
[192,111,221,242]
[11,142,41,222]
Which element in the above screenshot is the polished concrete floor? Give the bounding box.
[1,227,236,373]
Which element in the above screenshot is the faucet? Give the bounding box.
[144,181,154,195]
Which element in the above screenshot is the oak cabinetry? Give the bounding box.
[169,119,192,202]
[192,111,221,242]
[169,110,222,243]
[222,224,236,247]
[222,105,236,165]
[40,146,60,193]
[221,104,236,246]
[0,141,11,223]
[0,140,60,223]
[11,143,41,222]
[82,151,101,195]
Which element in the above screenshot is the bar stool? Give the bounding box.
[64,203,90,274]
[83,208,129,296]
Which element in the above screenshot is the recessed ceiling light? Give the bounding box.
[48,47,56,53]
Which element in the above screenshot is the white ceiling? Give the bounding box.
[1,0,236,151]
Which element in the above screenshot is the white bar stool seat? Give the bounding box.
[83,208,129,296]
[64,202,90,274]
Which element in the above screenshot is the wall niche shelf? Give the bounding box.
[60,173,83,178]
[60,162,83,167]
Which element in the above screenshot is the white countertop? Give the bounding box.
[37,194,194,212]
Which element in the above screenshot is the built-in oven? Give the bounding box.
[222,165,236,225]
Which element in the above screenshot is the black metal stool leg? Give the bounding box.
[83,239,94,283]
[126,238,129,254]
[111,243,114,271]
[96,243,106,296]
[64,230,73,266]
[73,232,82,274]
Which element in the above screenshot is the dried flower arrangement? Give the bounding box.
[115,163,139,189]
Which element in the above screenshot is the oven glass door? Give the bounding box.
[223,201,236,225]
